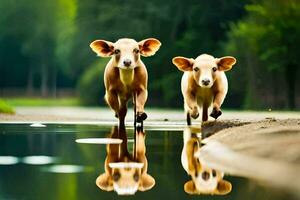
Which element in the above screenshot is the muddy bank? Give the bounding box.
[202,118,300,163]
[200,118,300,197]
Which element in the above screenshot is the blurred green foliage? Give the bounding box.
[224,0,300,109]
[4,98,79,107]
[0,0,299,109]
[77,59,107,105]
[0,99,15,114]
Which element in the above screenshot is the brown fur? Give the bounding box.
[90,38,161,125]
[96,126,155,195]
[181,127,232,195]
[172,54,236,123]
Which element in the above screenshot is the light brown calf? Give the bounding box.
[181,127,232,195]
[172,54,236,124]
[90,38,161,126]
[96,126,155,195]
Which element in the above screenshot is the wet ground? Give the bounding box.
[1,106,300,122]
[0,123,299,200]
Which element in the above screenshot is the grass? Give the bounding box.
[0,99,15,114]
[4,97,79,107]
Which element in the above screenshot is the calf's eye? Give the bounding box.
[133,173,139,182]
[112,172,121,181]
[114,49,120,54]
[133,48,139,54]
[212,67,217,72]
[193,67,199,72]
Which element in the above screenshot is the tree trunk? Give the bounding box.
[41,63,48,97]
[272,71,279,108]
[170,0,185,41]
[27,65,34,96]
[51,64,57,98]
[285,64,296,109]
[244,51,258,109]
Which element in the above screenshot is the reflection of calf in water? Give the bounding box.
[181,127,232,195]
[96,126,155,195]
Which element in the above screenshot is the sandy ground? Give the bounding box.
[201,118,300,197]
[1,106,300,196]
[0,106,299,123]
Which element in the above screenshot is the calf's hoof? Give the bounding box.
[191,112,199,119]
[190,106,199,119]
[210,108,222,119]
[136,112,147,122]
[190,110,199,120]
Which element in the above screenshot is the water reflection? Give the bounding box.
[181,127,232,195]
[43,165,86,173]
[0,156,19,165]
[96,125,155,195]
[22,155,56,165]
[1,124,297,199]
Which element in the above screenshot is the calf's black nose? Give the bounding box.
[123,59,132,67]
[202,171,210,181]
[201,79,210,86]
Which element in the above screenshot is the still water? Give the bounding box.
[0,124,297,200]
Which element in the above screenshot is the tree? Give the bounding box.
[74,0,248,106]
[224,0,300,109]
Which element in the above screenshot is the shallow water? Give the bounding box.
[0,124,297,200]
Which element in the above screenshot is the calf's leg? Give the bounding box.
[105,90,119,118]
[210,91,225,119]
[135,89,148,122]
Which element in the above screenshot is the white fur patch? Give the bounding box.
[114,183,139,195]
[109,162,144,169]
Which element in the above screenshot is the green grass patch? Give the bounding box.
[4,97,80,107]
[0,99,15,114]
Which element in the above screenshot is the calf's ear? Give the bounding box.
[216,56,236,71]
[96,173,113,191]
[184,180,197,194]
[172,56,194,72]
[139,174,155,191]
[90,40,114,57]
[214,180,232,195]
[138,38,161,57]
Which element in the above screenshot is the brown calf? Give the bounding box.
[90,38,161,126]
[181,127,232,195]
[172,54,236,124]
[96,126,155,195]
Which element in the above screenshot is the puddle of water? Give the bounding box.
[0,124,298,200]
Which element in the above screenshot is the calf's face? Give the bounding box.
[110,166,142,195]
[96,162,155,195]
[187,164,231,195]
[90,38,161,70]
[172,54,236,88]
[184,167,232,195]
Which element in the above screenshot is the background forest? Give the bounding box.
[0,0,299,109]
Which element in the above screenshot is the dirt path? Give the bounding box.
[0,106,299,124]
